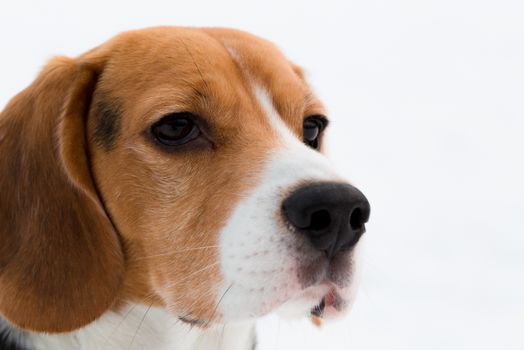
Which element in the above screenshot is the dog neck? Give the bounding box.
[1,305,257,350]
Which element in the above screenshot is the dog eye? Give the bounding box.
[151,112,201,146]
[303,116,327,150]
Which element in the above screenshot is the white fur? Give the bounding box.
[26,305,255,350]
[216,82,357,322]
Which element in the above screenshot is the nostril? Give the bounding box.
[308,209,331,232]
[349,208,364,231]
[282,182,370,256]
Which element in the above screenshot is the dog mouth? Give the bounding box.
[309,288,346,325]
[310,297,326,318]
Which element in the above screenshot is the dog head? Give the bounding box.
[0,27,369,332]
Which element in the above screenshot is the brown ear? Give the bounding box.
[0,56,125,332]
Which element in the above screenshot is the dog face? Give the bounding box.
[0,27,369,332]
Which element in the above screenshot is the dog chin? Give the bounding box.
[273,284,355,322]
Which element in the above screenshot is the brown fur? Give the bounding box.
[0,58,125,332]
[0,27,327,333]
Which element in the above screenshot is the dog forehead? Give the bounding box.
[204,28,318,127]
[100,27,312,110]
[97,28,237,91]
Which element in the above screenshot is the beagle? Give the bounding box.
[0,27,370,350]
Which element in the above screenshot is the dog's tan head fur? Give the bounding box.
[0,27,362,334]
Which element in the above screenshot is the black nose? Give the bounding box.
[282,182,370,258]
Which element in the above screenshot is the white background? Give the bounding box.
[1,1,523,349]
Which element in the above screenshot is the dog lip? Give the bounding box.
[309,287,345,318]
[310,297,326,317]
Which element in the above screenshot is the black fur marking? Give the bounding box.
[91,94,122,151]
[0,318,29,350]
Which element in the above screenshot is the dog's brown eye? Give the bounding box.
[303,116,327,150]
[151,112,201,146]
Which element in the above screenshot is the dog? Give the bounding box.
[0,27,370,350]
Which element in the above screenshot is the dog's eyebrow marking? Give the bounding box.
[91,93,122,151]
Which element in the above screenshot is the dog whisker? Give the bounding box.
[216,323,227,350]
[143,262,220,301]
[127,303,152,350]
[205,283,234,327]
[134,245,222,260]
[179,36,211,92]
[101,303,140,348]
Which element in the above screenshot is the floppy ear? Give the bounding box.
[0,56,125,333]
